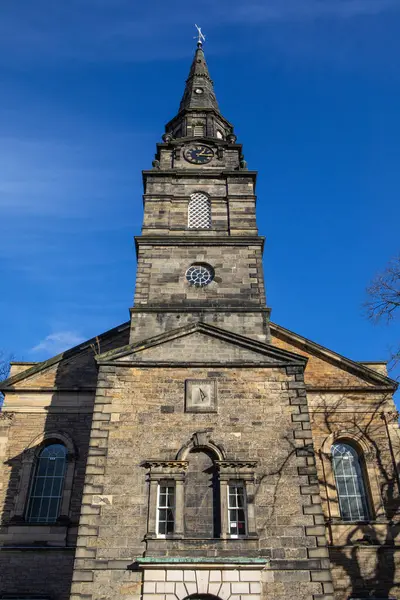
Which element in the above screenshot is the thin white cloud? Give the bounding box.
[0,133,141,216]
[31,331,85,355]
[220,0,400,22]
[0,0,398,64]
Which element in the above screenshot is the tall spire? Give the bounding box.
[178,43,220,113]
[163,27,234,141]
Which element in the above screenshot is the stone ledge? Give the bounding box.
[136,557,268,567]
[269,559,324,570]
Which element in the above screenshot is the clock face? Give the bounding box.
[184,144,214,165]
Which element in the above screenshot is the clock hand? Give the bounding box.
[198,148,212,157]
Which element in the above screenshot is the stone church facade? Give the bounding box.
[0,42,399,600]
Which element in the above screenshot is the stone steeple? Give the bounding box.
[164,43,234,141]
[130,38,270,344]
[178,43,220,113]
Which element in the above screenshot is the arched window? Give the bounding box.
[26,443,68,523]
[331,442,369,522]
[188,193,211,229]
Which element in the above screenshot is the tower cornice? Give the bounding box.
[134,235,265,255]
[142,170,257,184]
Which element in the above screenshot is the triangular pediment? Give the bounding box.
[270,322,397,391]
[97,322,307,367]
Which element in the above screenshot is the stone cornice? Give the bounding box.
[130,306,271,314]
[215,460,258,470]
[135,235,265,249]
[141,460,189,471]
[142,169,257,180]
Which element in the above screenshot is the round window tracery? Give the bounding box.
[186,264,214,287]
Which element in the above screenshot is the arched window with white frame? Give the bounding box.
[188,192,211,229]
[331,442,370,522]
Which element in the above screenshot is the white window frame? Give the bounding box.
[331,443,369,522]
[156,482,175,538]
[227,481,247,538]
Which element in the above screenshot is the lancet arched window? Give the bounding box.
[331,442,369,522]
[188,192,211,229]
[26,443,68,523]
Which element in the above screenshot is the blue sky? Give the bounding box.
[1,0,399,390]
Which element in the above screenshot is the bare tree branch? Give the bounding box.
[365,255,400,378]
[0,350,13,404]
[366,255,400,322]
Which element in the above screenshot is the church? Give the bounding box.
[0,38,399,600]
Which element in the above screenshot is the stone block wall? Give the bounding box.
[142,173,257,236]
[0,410,92,533]
[0,388,95,597]
[70,361,333,600]
[133,242,266,307]
[129,309,270,344]
[0,551,75,600]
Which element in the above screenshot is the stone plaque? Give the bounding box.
[185,379,217,413]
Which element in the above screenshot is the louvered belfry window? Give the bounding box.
[188,192,211,229]
[193,124,205,137]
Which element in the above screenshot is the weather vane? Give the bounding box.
[194,24,206,46]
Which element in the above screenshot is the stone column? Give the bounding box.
[147,478,159,537]
[220,478,229,539]
[174,476,185,537]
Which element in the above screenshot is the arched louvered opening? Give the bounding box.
[188,192,211,229]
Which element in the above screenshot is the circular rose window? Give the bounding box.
[185,264,214,287]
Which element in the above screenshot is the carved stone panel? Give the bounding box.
[185,379,217,413]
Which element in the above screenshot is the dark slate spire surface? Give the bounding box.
[178,43,220,113]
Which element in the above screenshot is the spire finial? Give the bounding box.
[194,24,205,47]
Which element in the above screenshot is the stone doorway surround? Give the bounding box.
[137,557,269,600]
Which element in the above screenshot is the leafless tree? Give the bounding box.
[366,255,400,374]
[0,350,13,404]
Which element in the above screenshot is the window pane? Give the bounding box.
[26,443,67,524]
[332,443,369,522]
[340,497,351,521]
[157,483,175,536]
[336,477,347,496]
[39,498,50,521]
[228,483,247,537]
[28,499,41,522]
